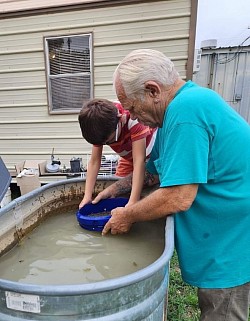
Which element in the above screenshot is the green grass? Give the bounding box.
[167,251,250,321]
[167,251,199,320]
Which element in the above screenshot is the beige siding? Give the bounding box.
[0,0,197,172]
[0,0,120,14]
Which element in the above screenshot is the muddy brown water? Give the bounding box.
[0,209,165,285]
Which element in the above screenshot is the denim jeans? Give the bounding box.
[198,282,250,321]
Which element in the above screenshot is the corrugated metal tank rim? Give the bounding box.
[0,220,173,295]
[0,177,174,320]
[0,177,174,296]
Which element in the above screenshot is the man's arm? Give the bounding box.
[92,170,159,204]
[144,170,159,187]
[102,183,198,235]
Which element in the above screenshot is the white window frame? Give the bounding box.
[44,33,93,114]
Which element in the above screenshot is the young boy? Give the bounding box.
[78,98,157,208]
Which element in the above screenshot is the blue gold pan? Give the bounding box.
[76,198,129,232]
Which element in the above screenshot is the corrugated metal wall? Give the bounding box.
[0,0,195,172]
[193,46,250,123]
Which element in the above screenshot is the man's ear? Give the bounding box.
[144,81,160,98]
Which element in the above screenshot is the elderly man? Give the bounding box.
[93,49,250,321]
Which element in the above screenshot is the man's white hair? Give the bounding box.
[113,49,180,99]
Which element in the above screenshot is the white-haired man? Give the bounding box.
[93,49,250,321]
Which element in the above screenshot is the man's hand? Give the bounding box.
[92,189,112,204]
[92,175,133,204]
[102,207,133,235]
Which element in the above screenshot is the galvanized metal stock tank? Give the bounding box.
[0,178,174,321]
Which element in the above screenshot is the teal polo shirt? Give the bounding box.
[147,81,250,288]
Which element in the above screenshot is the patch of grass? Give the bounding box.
[167,251,250,321]
[167,251,199,321]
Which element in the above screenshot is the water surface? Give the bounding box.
[0,210,165,285]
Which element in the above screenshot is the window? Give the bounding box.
[44,34,93,113]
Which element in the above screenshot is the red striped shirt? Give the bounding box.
[109,102,157,162]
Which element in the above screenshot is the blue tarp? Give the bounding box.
[0,157,11,202]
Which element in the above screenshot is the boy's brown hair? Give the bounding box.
[78,99,119,145]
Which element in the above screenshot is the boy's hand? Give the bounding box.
[79,197,92,209]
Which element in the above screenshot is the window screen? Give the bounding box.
[45,34,93,113]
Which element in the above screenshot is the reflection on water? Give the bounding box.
[0,210,165,285]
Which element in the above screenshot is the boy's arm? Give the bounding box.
[79,145,103,208]
[127,138,146,206]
